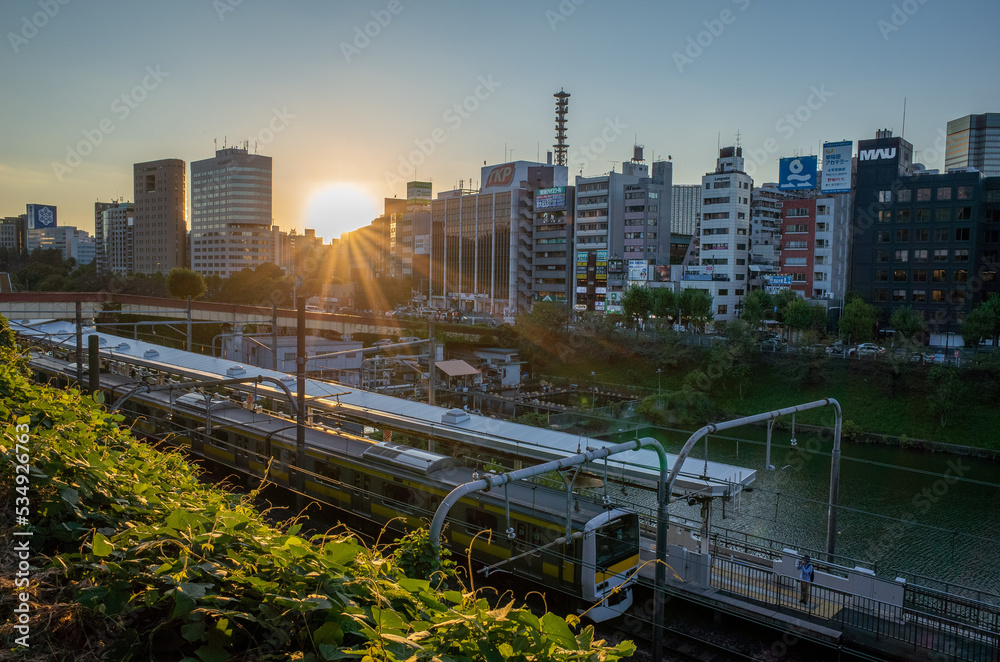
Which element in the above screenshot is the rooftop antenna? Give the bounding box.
[553,89,570,167]
[901,97,907,139]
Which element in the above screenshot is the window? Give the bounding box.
[879,190,893,203]
[937,187,952,201]
[915,208,931,222]
[953,290,967,304]
[936,208,951,222]
[934,249,949,261]
[737,243,746,250]
[785,241,808,249]
[877,210,891,223]
[877,231,890,242]
[785,257,807,266]
[817,205,829,215]
[932,269,947,282]
[912,289,926,303]
[958,207,973,220]
[934,228,950,242]
[912,269,927,282]
[898,189,912,202]
[717,305,728,315]
[957,186,973,200]
[954,269,968,282]
[874,289,888,302]
[875,269,889,282]
[876,250,889,263]
[893,269,907,282]
[894,249,909,262]
[814,272,827,281]
[932,290,946,302]
[718,289,728,296]
[895,229,909,242]
[793,273,807,282]
[916,188,931,201]
[786,208,811,217]
[915,228,929,242]
[892,289,907,302]
[955,227,971,241]
[786,224,808,232]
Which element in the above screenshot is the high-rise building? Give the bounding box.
[0,216,27,255]
[430,161,567,316]
[95,201,135,276]
[945,113,1000,177]
[749,183,792,275]
[531,184,575,306]
[191,146,272,278]
[671,184,701,236]
[26,226,91,263]
[679,146,753,322]
[778,194,851,301]
[572,149,672,313]
[133,158,187,274]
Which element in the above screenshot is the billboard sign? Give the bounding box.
[628,259,648,282]
[26,204,57,229]
[820,141,852,193]
[483,162,516,189]
[778,156,818,190]
[534,186,566,211]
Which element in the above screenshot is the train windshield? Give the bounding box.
[594,514,639,570]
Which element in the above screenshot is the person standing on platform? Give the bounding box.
[796,555,814,605]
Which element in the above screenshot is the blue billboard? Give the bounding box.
[778,156,817,190]
[26,204,57,229]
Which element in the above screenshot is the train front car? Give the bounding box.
[580,508,639,621]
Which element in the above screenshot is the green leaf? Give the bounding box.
[92,533,113,557]
[181,622,206,643]
[60,487,79,505]
[194,645,229,662]
[540,613,577,649]
[172,592,196,618]
[312,621,344,646]
[178,583,212,600]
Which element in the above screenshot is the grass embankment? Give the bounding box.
[0,331,633,660]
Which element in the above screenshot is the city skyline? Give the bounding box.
[3,0,1000,242]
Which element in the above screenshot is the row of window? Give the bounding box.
[875,248,969,262]
[876,228,971,242]
[874,289,970,304]
[874,268,971,283]
[877,208,974,222]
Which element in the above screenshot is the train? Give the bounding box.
[26,347,639,622]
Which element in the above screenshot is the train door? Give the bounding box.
[351,469,371,518]
[235,435,249,472]
[512,520,544,581]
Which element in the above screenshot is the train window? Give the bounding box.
[517,523,526,540]
[318,462,341,481]
[383,483,415,507]
[353,473,362,489]
[465,508,497,533]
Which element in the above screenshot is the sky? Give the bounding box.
[2,0,1000,242]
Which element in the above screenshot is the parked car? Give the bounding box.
[761,338,785,351]
[372,339,394,348]
[850,343,885,358]
[398,336,422,343]
[826,341,845,354]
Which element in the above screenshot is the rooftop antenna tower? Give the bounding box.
[553,89,570,166]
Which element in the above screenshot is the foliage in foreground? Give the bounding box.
[0,334,633,660]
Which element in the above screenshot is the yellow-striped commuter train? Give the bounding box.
[28,350,639,622]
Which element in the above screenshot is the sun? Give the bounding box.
[305,183,378,241]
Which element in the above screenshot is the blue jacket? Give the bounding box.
[797,560,813,581]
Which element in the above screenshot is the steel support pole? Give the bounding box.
[88,334,100,395]
[296,297,306,503]
[75,301,83,386]
[826,399,843,563]
[427,318,436,406]
[186,295,192,352]
[271,303,278,371]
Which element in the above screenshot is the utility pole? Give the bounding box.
[75,301,83,387]
[427,318,436,406]
[186,295,193,352]
[296,297,306,508]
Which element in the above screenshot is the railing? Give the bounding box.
[712,556,1000,662]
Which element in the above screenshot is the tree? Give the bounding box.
[167,267,206,300]
[890,305,925,345]
[679,288,714,332]
[773,288,800,322]
[783,299,815,343]
[740,289,773,330]
[621,284,654,337]
[839,298,878,344]
[961,294,1000,348]
[926,365,960,428]
[651,288,676,328]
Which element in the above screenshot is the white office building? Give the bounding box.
[671,184,701,236]
[191,145,273,278]
[680,146,753,323]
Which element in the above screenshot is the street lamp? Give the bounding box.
[656,367,661,395]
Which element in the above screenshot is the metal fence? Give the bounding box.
[712,556,1000,662]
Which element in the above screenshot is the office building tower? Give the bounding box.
[945,113,1000,177]
[133,158,187,274]
[191,146,272,278]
